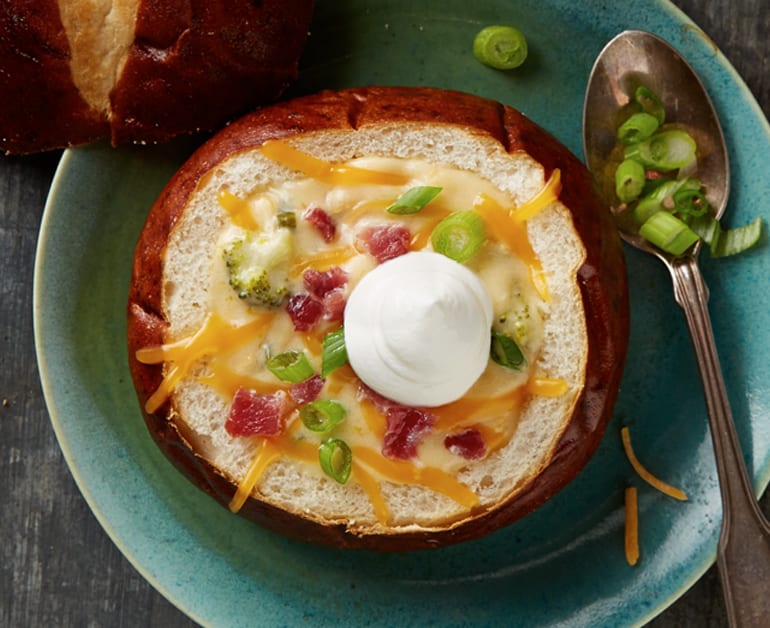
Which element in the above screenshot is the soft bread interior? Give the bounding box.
[58,0,139,114]
[162,123,588,533]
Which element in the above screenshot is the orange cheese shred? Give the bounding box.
[351,461,391,525]
[472,193,551,302]
[289,246,358,276]
[229,438,283,512]
[509,169,562,223]
[136,311,275,413]
[217,189,260,231]
[527,376,569,397]
[353,446,479,509]
[624,486,640,566]
[260,139,410,187]
[621,426,688,501]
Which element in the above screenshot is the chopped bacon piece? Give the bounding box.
[225,388,289,437]
[290,375,325,405]
[304,207,337,242]
[358,383,435,459]
[360,224,411,263]
[303,267,348,299]
[322,288,346,322]
[444,429,487,460]
[383,406,436,460]
[286,293,324,331]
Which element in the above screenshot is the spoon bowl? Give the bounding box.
[583,30,729,260]
[583,30,770,627]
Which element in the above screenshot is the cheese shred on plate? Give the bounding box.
[621,426,688,501]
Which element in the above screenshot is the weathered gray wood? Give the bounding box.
[1,1,767,625]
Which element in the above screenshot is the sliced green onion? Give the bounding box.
[672,188,708,217]
[689,214,764,258]
[277,212,296,228]
[639,211,700,256]
[266,350,315,382]
[431,210,486,263]
[300,400,347,432]
[624,130,697,171]
[633,196,663,225]
[615,158,646,203]
[387,186,442,215]
[473,25,528,70]
[321,328,348,378]
[633,178,702,224]
[617,112,660,145]
[318,438,352,484]
[490,331,525,370]
[634,86,666,124]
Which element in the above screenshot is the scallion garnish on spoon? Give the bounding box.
[611,85,762,257]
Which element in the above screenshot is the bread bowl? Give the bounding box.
[0,0,313,155]
[127,86,629,550]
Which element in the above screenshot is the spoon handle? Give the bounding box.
[669,257,770,627]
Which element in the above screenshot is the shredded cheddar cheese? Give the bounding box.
[140,146,579,523]
[137,311,276,413]
[624,486,640,566]
[472,193,551,302]
[510,169,562,223]
[217,189,260,231]
[260,139,410,187]
[621,426,688,501]
[527,377,569,397]
[229,438,283,512]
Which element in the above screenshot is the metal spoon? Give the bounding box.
[583,30,770,626]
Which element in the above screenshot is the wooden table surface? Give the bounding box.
[2,1,768,626]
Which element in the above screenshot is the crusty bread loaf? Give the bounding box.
[0,0,313,154]
[128,87,629,549]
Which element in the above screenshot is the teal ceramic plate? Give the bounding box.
[34,0,770,625]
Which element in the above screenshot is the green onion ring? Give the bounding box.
[300,400,347,433]
[617,112,660,145]
[639,211,700,256]
[431,210,486,263]
[634,86,666,124]
[615,158,646,203]
[473,25,528,70]
[318,438,352,484]
[266,350,315,383]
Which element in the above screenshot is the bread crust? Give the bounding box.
[128,86,629,550]
[0,0,313,154]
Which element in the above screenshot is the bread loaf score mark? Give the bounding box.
[136,137,575,527]
[58,0,139,114]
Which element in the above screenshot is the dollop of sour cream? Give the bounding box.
[344,251,494,407]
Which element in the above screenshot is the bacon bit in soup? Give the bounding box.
[383,406,436,460]
[286,293,325,331]
[290,375,325,405]
[303,267,348,298]
[225,388,289,437]
[360,224,411,263]
[303,267,348,322]
[304,207,337,242]
[444,429,487,460]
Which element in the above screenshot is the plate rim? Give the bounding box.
[32,1,770,625]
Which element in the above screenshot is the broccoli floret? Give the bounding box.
[223,229,293,307]
[495,291,532,348]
